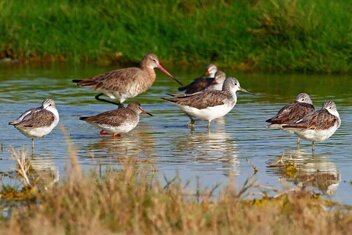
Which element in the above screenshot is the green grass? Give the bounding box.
[0,0,352,72]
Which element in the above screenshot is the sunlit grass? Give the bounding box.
[0,140,352,234]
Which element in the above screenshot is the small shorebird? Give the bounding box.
[178,64,218,94]
[163,77,248,128]
[73,54,182,106]
[282,101,341,151]
[266,93,315,144]
[9,99,59,150]
[79,102,152,137]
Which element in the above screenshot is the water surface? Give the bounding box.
[0,64,351,204]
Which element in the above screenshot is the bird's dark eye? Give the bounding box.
[235,83,237,85]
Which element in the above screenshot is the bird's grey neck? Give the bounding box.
[223,86,237,97]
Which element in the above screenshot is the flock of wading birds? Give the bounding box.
[8,54,341,151]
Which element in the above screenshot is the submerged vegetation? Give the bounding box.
[1,144,352,234]
[0,0,352,72]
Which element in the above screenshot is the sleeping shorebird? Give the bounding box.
[282,101,341,151]
[178,64,218,94]
[163,77,248,128]
[9,99,59,150]
[266,93,315,144]
[169,71,226,98]
[72,54,182,107]
[79,102,152,137]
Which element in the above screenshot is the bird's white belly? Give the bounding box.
[294,124,339,142]
[96,122,138,134]
[18,125,56,138]
[99,88,143,103]
[179,103,234,121]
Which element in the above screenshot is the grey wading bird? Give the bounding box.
[9,99,59,150]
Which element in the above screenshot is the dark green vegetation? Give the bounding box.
[1,0,351,72]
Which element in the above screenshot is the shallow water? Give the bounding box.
[0,64,351,204]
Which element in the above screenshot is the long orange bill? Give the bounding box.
[140,108,153,116]
[157,64,184,86]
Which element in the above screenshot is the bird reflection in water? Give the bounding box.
[29,153,60,190]
[172,124,239,176]
[267,148,340,196]
[81,122,157,164]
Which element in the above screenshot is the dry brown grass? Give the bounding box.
[1,131,352,234]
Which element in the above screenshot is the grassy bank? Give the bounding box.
[0,0,352,72]
[1,147,352,234]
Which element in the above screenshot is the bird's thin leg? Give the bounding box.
[296,137,300,145]
[312,141,315,152]
[31,139,34,153]
[207,120,211,129]
[95,93,124,107]
[187,116,195,129]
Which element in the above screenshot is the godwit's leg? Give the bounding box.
[95,94,124,108]
[100,130,109,135]
[207,121,211,129]
[312,141,315,152]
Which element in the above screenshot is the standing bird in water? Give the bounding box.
[9,99,59,150]
[266,93,315,144]
[178,64,218,94]
[73,54,182,107]
[80,102,152,137]
[282,101,341,151]
[163,77,248,128]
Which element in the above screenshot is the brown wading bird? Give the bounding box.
[266,93,315,144]
[178,64,219,94]
[73,54,182,107]
[79,102,153,137]
[282,101,341,152]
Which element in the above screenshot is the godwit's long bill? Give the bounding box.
[266,93,315,144]
[163,77,248,128]
[80,102,152,137]
[282,101,341,151]
[178,64,218,94]
[73,54,182,106]
[9,99,60,150]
